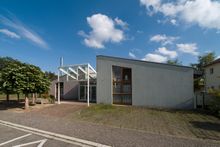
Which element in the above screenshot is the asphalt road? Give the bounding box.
[0,105,219,147]
[0,124,81,147]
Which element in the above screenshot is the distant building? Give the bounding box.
[205,58,220,90]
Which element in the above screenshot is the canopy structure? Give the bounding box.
[57,63,97,106]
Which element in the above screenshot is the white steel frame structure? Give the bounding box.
[57,63,97,106]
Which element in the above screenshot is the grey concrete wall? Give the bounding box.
[97,56,194,109]
[205,63,220,90]
[49,75,79,100]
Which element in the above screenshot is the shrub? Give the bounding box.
[49,95,55,103]
[41,93,49,99]
[208,89,220,116]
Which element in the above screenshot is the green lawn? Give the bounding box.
[73,104,220,141]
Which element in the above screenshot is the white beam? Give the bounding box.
[77,68,79,80]
[57,71,60,104]
[88,64,97,74]
[68,67,78,75]
[66,69,69,81]
[87,64,90,107]
[59,68,76,80]
[78,66,87,75]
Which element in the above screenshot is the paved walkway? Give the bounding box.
[0,104,219,147]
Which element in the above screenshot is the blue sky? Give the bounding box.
[0,0,220,72]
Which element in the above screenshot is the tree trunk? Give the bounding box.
[32,93,36,105]
[6,94,9,102]
[17,93,20,102]
[25,94,29,109]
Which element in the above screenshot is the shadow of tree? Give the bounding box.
[0,100,24,110]
[190,121,220,132]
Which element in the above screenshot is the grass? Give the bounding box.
[0,94,25,101]
[73,104,220,141]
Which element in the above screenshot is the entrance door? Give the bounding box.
[112,66,132,105]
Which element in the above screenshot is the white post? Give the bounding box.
[66,69,69,81]
[57,70,61,104]
[77,67,79,80]
[87,64,90,107]
[54,84,56,99]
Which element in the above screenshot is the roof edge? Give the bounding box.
[97,55,193,69]
[204,58,220,67]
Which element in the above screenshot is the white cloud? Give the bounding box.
[0,13,49,49]
[156,47,177,59]
[129,52,136,59]
[140,0,220,30]
[114,17,128,30]
[176,43,199,56]
[0,29,20,39]
[170,19,177,25]
[142,53,168,63]
[150,34,179,45]
[79,13,125,49]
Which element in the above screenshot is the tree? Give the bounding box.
[0,56,50,109]
[167,59,182,65]
[192,52,216,91]
[45,71,57,81]
[19,63,50,108]
[0,62,23,102]
[193,52,216,72]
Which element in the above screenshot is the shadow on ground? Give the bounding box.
[190,121,220,132]
[0,100,24,110]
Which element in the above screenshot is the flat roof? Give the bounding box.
[97,55,193,70]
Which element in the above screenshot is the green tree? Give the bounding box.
[19,63,50,108]
[0,62,23,102]
[0,57,50,109]
[192,52,216,72]
[45,71,57,81]
[192,52,216,91]
[167,59,182,65]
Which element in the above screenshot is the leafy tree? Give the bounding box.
[192,52,216,91]
[167,59,182,65]
[0,62,23,102]
[0,57,21,70]
[192,52,216,72]
[19,63,50,108]
[45,71,57,81]
[0,57,50,109]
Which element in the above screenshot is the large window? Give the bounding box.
[112,66,132,105]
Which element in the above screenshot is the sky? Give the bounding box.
[0,0,220,72]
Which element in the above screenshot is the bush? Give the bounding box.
[48,95,55,103]
[208,89,220,116]
[40,93,55,104]
[41,93,49,99]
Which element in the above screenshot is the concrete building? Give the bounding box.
[51,55,194,109]
[96,56,194,109]
[205,58,220,90]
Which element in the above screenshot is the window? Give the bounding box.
[210,68,214,74]
[112,66,132,105]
